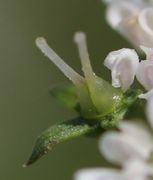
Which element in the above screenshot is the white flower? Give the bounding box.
[100,121,153,164]
[104,45,153,92]
[104,48,139,91]
[75,168,121,180]
[75,160,153,180]
[103,0,153,47]
[74,121,153,180]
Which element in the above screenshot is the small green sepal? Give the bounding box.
[24,117,99,166]
[50,84,79,110]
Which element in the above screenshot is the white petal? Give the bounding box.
[123,159,150,180]
[139,89,153,129]
[139,8,153,37]
[118,15,146,46]
[136,60,153,90]
[74,168,121,180]
[105,1,140,29]
[139,8,153,47]
[140,46,153,60]
[104,48,139,91]
[117,8,153,47]
[99,131,150,165]
[119,121,152,146]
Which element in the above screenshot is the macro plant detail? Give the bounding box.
[25,32,153,167]
[23,0,153,180]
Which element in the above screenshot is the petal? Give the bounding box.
[123,159,150,180]
[139,8,153,37]
[137,8,153,47]
[136,60,153,90]
[118,15,146,46]
[139,89,153,129]
[118,8,153,47]
[104,48,139,91]
[74,168,121,180]
[119,121,152,145]
[99,131,150,165]
[105,1,140,29]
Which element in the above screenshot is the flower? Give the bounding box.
[103,0,153,47]
[104,45,153,129]
[104,46,153,91]
[75,160,153,180]
[36,33,122,119]
[104,48,139,91]
[74,121,153,180]
[100,121,153,164]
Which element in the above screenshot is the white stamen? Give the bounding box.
[74,32,95,83]
[36,37,84,85]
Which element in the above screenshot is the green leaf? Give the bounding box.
[50,84,79,110]
[24,117,98,166]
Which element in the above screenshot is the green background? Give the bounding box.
[0,0,130,179]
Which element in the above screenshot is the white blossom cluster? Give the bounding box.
[74,44,153,178]
[105,46,153,128]
[74,0,153,179]
[103,0,153,135]
[35,1,153,179]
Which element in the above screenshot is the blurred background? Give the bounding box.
[0,0,131,179]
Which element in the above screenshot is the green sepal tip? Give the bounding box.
[24,117,99,166]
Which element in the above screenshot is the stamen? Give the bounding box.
[74,32,95,83]
[36,37,84,85]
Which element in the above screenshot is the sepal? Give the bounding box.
[24,117,99,166]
